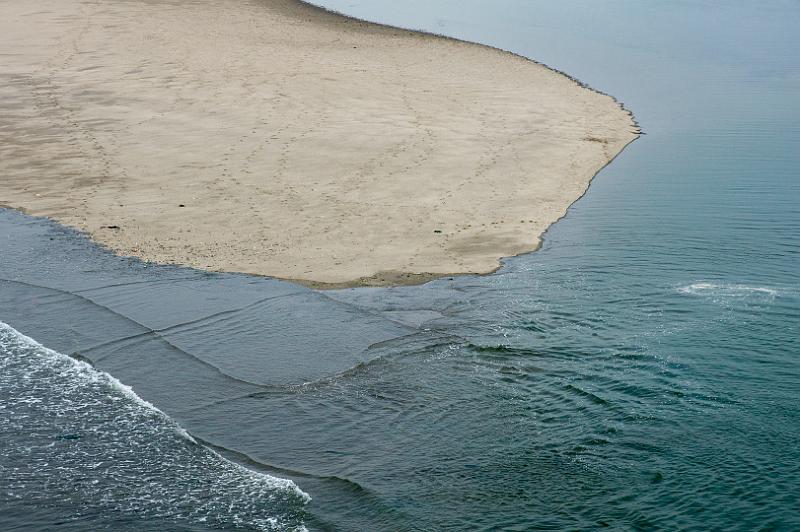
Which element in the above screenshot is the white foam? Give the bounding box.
[677,282,778,297]
[0,320,311,505]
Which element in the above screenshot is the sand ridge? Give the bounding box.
[0,0,639,287]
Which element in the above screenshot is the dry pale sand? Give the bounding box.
[0,0,638,287]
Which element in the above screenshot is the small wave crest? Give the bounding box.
[0,320,310,530]
[677,282,779,297]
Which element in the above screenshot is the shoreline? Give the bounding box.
[297,0,641,132]
[1,0,639,288]
[265,2,643,289]
[291,127,640,290]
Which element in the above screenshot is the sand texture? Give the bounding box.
[0,0,638,287]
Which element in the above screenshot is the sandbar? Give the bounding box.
[0,0,638,287]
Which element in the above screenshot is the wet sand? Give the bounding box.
[0,0,638,287]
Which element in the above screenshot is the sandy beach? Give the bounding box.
[0,0,638,287]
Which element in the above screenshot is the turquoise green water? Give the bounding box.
[2,1,798,530]
[300,2,800,527]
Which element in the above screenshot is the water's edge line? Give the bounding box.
[282,0,642,288]
[293,0,642,133]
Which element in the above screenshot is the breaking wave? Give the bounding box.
[0,321,310,531]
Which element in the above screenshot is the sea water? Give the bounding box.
[0,322,310,531]
[2,0,799,530]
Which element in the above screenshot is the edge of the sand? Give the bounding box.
[293,0,641,131]
[290,135,640,290]
[263,0,642,289]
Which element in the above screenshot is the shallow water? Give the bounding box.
[2,0,799,530]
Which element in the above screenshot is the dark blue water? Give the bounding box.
[2,0,799,530]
